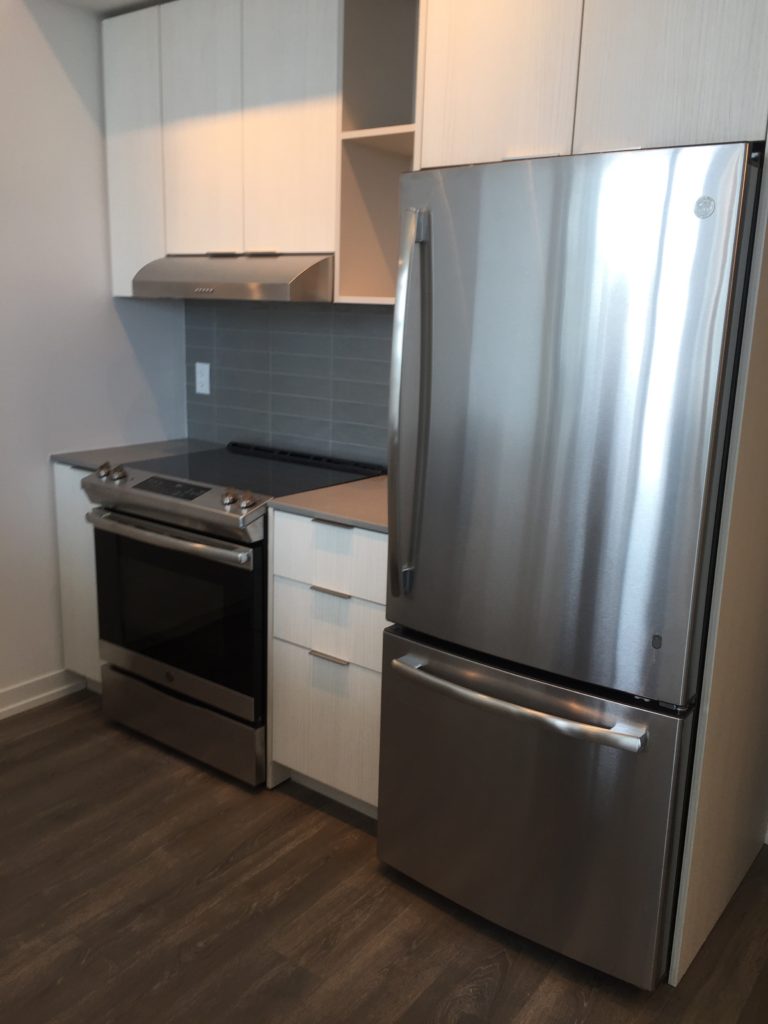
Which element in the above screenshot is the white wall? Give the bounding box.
[0,0,186,705]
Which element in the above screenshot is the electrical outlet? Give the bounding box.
[195,361,211,395]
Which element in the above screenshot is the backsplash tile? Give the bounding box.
[185,302,392,466]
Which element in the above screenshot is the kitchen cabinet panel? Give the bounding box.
[574,0,768,153]
[160,0,243,253]
[271,638,381,807]
[243,0,341,253]
[272,511,387,605]
[273,576,389,673]
[419,0,583,169]
[102,8,165,297]
[53,465,101,685]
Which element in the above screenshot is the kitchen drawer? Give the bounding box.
[273,576,388,673]
[272,510,387,604]
[271,638,381,806]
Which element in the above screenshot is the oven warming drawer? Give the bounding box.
[102,666,265,786]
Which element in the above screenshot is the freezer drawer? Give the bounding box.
[378,630,693,989]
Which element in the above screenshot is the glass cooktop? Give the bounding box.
[131,442,385,499]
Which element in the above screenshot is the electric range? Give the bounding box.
[82,443,385,784]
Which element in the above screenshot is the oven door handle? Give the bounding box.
[86,509,254,571]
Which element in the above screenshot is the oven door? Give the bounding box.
[88,508,264,724]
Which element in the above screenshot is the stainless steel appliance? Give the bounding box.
[132,253,334,302]
[379,143,762,988]
[83,444,383,784]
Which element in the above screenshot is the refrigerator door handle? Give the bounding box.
[389,207,432,598]
[391,656,648,753]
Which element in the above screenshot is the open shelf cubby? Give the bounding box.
[336,0,419,302]
[342,0,419,132]
[337,130,414,302]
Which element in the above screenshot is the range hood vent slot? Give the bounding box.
[132,253,334,302]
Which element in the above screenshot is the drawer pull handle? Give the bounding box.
[310,584,352,600]
[311,517,354,530]
[309,649,350,667]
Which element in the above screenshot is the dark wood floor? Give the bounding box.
[1,692,767,1024]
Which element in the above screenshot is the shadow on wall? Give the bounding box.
[24,0,105,126]
[114,299,188,437]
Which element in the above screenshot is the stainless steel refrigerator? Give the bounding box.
[378,143,762,989]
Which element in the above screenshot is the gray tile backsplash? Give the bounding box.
[185,302,392,466]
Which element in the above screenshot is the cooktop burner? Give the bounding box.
[131,442,385,496]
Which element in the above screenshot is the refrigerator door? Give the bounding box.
[388,144,754,706]
[378,629,694,989]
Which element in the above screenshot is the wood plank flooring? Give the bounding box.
[1,692,767,1023]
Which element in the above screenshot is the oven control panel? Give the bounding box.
[133,476,211,502]
[82,467,267,544]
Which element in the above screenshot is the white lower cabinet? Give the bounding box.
[273,576,387,673]
[268,509,387,810]
[271,639,381,808]
[53,463,101,685]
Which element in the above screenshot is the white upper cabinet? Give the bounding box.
[243,0,341,253]
[574,0,768,154]
[160,0,244,253]
[419,0,583,169]
[102,8,165,297]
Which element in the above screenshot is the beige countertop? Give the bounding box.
[270,475,388,533]
[51,437,219,472]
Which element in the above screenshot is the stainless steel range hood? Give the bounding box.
[132,253,334,301]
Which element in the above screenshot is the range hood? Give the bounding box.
[132,253,334,302]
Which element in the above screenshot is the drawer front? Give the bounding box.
[378,629,694,990]
[271,638,381,806]
[273,511,387,604]
[273,576,387,672]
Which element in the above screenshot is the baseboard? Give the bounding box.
[0,669,87,722]
[86,676,102,695]
[285,768,378,821]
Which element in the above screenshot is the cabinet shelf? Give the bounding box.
[336,295,396,306]
[341,124,416,157]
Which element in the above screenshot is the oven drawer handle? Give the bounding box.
[392,656,647,753]
[86,510,253,571]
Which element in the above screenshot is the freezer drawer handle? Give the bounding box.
[392,657,647,753]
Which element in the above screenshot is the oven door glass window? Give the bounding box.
[94,527,264,722]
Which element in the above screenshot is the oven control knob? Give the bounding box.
[109,465,127,482]
[239,492,258,510]
[221,490,239,507]
[97,462,111,480]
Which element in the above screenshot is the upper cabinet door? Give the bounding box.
[242,0,341,253]
[574,0,768,154]
[103,8,165,297]
[160,0,243,253]
[419,0,583,169]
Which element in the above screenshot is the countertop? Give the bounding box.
[52,437,388,532]
[51,438,220,472]
[272,475,388,533]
